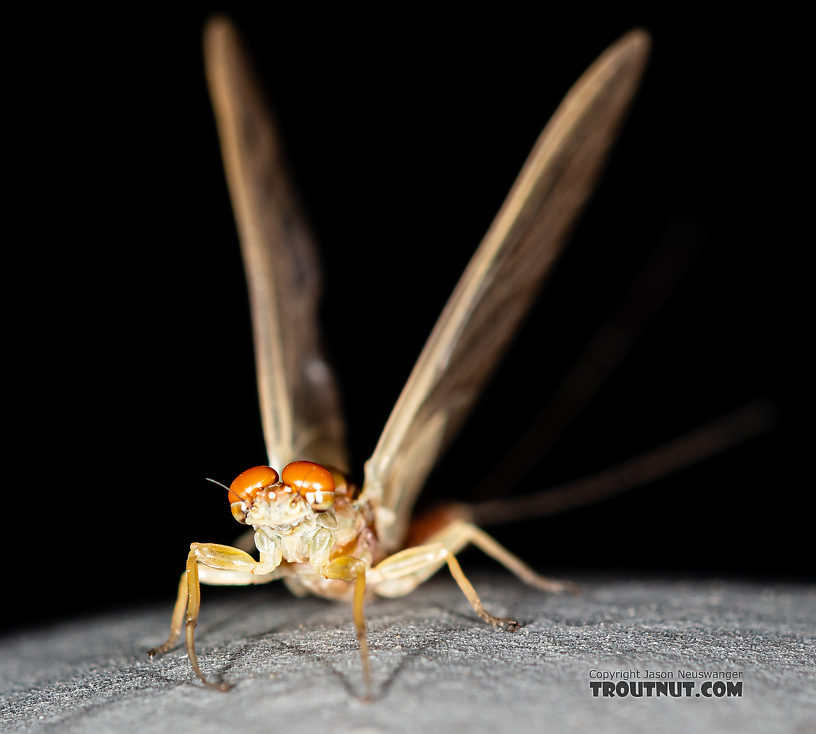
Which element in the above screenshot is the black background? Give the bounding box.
[5,8,803,631]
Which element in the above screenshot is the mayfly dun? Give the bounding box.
[149,17,688,693]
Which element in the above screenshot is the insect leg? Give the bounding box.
[402,514,574,592]
[148,571,188,657]
[371,541,519,629]
[321,556,372,695]
[450,521,577,594]
[371,516,576,627]
[149,542,278,692]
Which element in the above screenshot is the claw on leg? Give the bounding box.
[443,551,520,630]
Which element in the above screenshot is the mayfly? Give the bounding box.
[149,18,653,692]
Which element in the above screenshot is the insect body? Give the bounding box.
[149,18,651,692]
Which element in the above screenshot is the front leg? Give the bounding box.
[321,556,372,697]
[149,542,279,691]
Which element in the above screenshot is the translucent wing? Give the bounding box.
[362,30,651,552]
[204,19,348,472]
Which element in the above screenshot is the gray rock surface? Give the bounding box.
[2,573,814,733]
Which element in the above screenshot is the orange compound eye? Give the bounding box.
[281,461,335,511]
[228,466,279,504]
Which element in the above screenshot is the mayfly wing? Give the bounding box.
[362,30,651,552]
[204,18,348,472]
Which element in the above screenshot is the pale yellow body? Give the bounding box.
[149,18,651,693]
[149,485,570,691]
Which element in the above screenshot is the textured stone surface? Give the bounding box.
[2,573,814,733]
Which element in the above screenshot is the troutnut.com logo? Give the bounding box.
[588,669,744,698]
